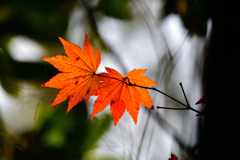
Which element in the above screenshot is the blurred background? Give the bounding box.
[0,0,210,159]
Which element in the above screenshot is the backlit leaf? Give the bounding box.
[42,34,101,113]
[91,67,158,125]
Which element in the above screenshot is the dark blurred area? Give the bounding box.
[163,0,209,36]
[165,0,240,160]
[0,0,72,42]
[13,103,112,159]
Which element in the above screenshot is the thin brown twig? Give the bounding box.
[156,106,188,110]
[179,82,191,107]
[179,83,204,115]
[96,73,204,115]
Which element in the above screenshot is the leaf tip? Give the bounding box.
[42,57,48,61]
[85,33,89,42]
[195,95,206,105]
[91,115,95,120]
[196,108,205,116]
[133,117,138,125]
[151,105,154,110]
[66,109,70,114]
[113,118,120,126]
[58,37,65,44]
[90,112,96,119]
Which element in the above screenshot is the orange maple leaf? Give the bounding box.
[91,67,158,125]
[42,34,101,113]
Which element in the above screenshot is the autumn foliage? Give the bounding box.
[42,35,101,113]
[42,34,158,125]
[92,67,157,125]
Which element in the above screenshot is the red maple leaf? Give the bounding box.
[42,34,101,113]
[91,67,158,125]
[169,153,179,160]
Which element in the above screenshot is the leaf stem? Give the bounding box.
[156,106,188,110]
